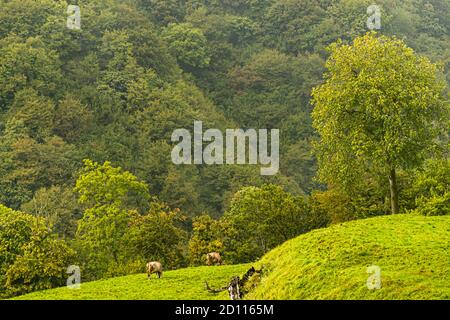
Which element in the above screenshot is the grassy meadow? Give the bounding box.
[14,214,450,300]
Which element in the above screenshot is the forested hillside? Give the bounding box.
[0,0,448,298]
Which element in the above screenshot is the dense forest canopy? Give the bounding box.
[0,0,448,297]
[1,0,448,214]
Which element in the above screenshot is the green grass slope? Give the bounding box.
[14,264,251,300]
[248,214,450,300]
[13,214,450,300]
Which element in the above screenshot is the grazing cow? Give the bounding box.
[146,261,163,279]
[206,252,223,266]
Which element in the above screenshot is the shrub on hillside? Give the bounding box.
[223,184,325,263]
[0,205,75,298]
[188,214,234,265]
[410,158,450,216]
[127,202,188,269]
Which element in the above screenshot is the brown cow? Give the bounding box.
[206,252,223,266]
[146,261,163,279]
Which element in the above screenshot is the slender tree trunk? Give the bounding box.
[389,167,399,214]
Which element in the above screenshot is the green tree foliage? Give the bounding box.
[21,186,82,239]
[162,22,211,69]
[75,205,135,279]
[75,159,150,213]
[408,158,450,215]
[1,0,426,221]
[160,165,202,216]
[0,35,62,110]
[310,188,355,224]
[0,134,80,209]
[223,184,324,263]
[74,160,150,279]
[5,234,75,297]
[262,0,333,54]
[228,49,318,128]
[127,203,188,269]
[188,214,233,265]
[138,0,186,25]
[0,0,449,296]
[312,32,448,215]
[53,94,94,144]
[0,205,74,297]
[6,88,55,141]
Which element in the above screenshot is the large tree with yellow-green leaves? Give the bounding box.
[312,32,448,214]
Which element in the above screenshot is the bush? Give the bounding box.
[162,23,210,69]
[5,237,75,296]
[188,214,233,265]
[0,205,75,297]
[410,158,450,216]
[21,186,82,239]
[223,184,323,263]
[127,202,188,269]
